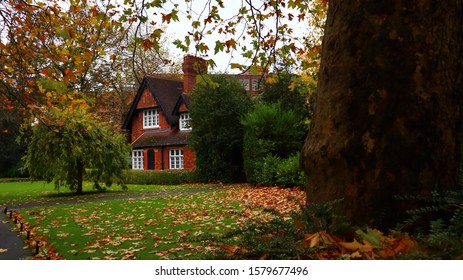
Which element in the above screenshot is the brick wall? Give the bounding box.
[141,145,195,170]
[130,88,170,143]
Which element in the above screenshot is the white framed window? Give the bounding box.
[143,109,159,128]
[179,113,191,131]
[132,150,144,170]
[169,149,184,169]
[240,79,250,91]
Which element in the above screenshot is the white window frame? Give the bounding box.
[240,79,250,91]
[179,113,192,131]
[169,149,184,170]
[143,109,159,129]
[132,150,144,170]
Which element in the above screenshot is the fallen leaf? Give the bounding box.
[221,245,240,255]
[0,248,8,253]
[339,239,375,254]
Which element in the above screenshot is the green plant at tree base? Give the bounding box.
[396,172,463,259]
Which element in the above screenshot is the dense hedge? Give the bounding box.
[242,103,307,185]
[121,169,199,185]
[253,153,307,188]
[189,74,252,183]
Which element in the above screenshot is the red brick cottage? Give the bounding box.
[122,55,262,171]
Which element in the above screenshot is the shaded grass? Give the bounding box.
[0,181,204,208]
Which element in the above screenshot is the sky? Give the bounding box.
[156,0,309,73]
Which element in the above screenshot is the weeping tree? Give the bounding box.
[301,1,463,228]
[23,107,130,194]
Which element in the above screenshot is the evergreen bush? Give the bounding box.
[189,74,252,183]
[242,103,306,185]
[275,153,306,188]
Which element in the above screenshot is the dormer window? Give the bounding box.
[143,109,159,128]
[179,113,191,131]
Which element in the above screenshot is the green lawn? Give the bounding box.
[0,181,255,259]
[21,191,243,259]
[2,181,303,260]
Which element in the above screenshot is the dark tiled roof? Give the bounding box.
[132,131,190,148]
[122,76,183,129]
[172,93,192,116]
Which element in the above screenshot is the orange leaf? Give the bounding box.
[161,13,171,23]
[339,239,375,254]
[221,245,240,255]
[142,39,154,50]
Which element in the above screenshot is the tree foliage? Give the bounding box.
[110,0,328,72]
[0,109,28,177]
[262,71,312,120]
[23,107,130,194]
[0,0,121,117]
[189,75,252,183]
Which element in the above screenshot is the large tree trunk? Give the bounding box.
[76,160,84,195]
[301,0,463,228]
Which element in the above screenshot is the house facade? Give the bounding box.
[122,55,262,171]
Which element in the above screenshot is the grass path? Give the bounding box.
[5,185,221,210]
[0,181,212,209]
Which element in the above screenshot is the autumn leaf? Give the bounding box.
[225,39,237,52]
[0,248,8,253]
[338,239,375,254]
[265,75,278,84]
[161,13,172,23]
[355,228,382,248]
[221,245,240,255]
[142,39,154,50]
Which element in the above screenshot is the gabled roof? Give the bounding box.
[122,76,183,130]
[172,93,192,116]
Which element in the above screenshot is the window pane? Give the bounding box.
[132,150,144,170]
[169,149,184,169]
[143,109,159,128]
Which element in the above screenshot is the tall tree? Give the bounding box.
[0,0,121,117]
[301,1,463,228]
[189,75,252,183]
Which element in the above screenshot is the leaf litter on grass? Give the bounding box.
[15,184,308,259]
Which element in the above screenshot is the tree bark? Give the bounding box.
[76,160,84,195]
[301,0,463,228]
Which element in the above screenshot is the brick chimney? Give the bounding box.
[182,55,207,94]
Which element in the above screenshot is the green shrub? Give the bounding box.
[276,153,306,188]
[252,153,306,188]
[254,154,280,186]
[189,74,252,183]
[121,169,198,185]
[242,103,306,184]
